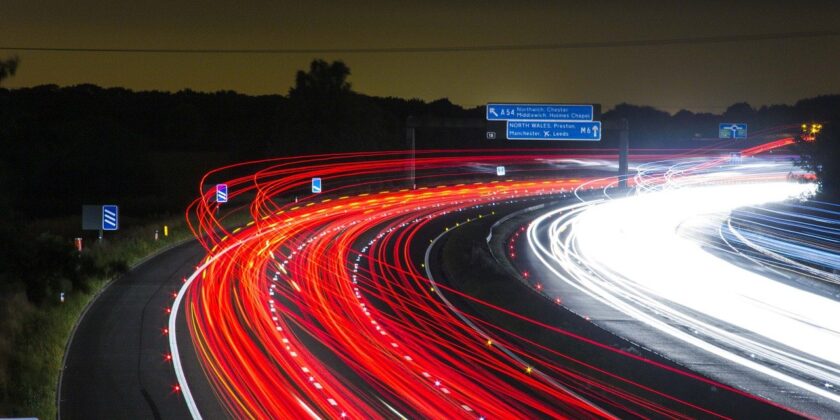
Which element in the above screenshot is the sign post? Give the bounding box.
[82,205,100,240]
[719,123,748,139]
[82,204,118,241]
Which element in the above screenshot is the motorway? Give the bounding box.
[59,147,838,418]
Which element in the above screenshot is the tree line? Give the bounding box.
[1,58,838,219]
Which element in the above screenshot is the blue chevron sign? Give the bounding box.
[216,184,228,203]
[102,205,119,231]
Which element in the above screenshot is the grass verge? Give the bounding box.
[0,216,195,418]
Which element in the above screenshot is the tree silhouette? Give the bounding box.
[289,59,351,99]
[722,102,755,122]
[281,59,381,153]
[0,56,19,86]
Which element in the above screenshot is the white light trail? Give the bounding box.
[526,158,840,404]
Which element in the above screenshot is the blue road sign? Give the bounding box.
[102,205,119,231]
[719,123,748,139]
[507,121,602,141]
[216,184,228,203]
[486,103,593,121]
[311,177,322,194]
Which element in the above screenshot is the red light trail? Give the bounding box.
[169,148,806,419]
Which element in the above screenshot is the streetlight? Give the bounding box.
[801,122,823,142]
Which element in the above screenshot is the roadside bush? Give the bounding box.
[0,215,191,418]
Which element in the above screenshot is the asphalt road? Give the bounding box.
[59,240,210,420]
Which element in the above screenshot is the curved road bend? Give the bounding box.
[59,241,222,419]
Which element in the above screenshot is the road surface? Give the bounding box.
[59,241,222,419]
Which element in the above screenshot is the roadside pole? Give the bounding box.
[408,125,416,190]
[618,118,630,189]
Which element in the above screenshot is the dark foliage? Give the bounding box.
[0,56,19,86]
[1,60,839,221]
[0,225,104,305]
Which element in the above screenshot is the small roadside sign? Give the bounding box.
[216,184,228,203]
[102,205,119,231]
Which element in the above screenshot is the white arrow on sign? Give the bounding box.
[593,125,600,138]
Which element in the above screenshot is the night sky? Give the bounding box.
[2,0,839,112]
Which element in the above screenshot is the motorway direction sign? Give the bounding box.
[102,205,119,231]
[311,177,322,194]
[507,121,602,141]
[486,103,594,121]
[216,183,228,203]
[719,123,748,139]
[496,166,506,176]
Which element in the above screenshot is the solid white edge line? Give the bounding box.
[170,229,276,419]
[169,237,252,419]
[169,257,210,420]
[297,397,323,420]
